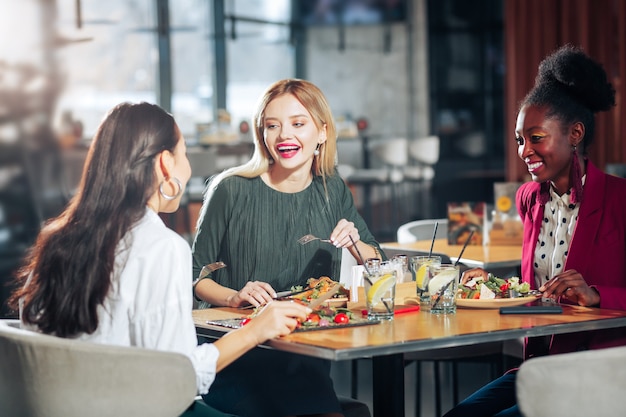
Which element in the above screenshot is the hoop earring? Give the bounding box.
[159,177,183,200]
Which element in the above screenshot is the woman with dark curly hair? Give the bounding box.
[444,45,626,417]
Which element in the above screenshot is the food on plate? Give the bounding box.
[289,276,350,303]
[245,277,354,328]
[300,306,353,328]
[458,275,531,300]
[246,302,354,329]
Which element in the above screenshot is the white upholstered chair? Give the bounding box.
[396,218,448,244]
[404,136,440,182]
[0,319,197,417]
[346,138,410,233]
[0,320,370,417]
[517,345,626,417]
[403,136,440,219]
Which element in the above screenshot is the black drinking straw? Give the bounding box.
[433,229,474,309]
[454,230,474,266]
[351,235,393,314]
[349,235,371,277]
[429,222,438,257]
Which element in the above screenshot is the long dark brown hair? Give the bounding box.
[10,102,179,337]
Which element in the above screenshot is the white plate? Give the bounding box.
[456,295,540,309]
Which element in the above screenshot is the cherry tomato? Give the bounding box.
[334,313,350,324]
[500,283,510,292]
[306,313,321,324]
[240,317,251,326]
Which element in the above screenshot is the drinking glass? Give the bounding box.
[428,263,460,314]
[390,254,411,283]
[410,255,442,306]
[364,262,397,321]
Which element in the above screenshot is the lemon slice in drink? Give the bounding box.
[415,264,429,289]
[428,270,457,295]
[366,273,396,306]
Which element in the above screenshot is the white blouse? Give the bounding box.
[533,182,582,288]
[25,209,219,394]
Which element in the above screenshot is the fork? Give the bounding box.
[297,234,332,245]
[197,261,227,280]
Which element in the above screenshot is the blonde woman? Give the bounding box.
[192,79,381,417]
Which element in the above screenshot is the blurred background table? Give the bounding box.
[382,238,522,271]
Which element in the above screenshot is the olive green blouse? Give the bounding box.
[191,172,384,306]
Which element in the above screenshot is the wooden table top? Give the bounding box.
[193,302,626,361]
[381,238,522,269]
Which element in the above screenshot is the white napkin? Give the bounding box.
[339,247,357,287]
[350,265,366,302]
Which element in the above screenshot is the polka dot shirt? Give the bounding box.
[533,178,585,288]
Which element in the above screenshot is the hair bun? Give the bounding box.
[536,44,615,113]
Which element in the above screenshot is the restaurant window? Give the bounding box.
[223,0,294,127]
[54,0,216,139]
[169,0,213,137]
[54,0,158,139]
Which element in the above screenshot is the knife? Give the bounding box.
[274,287,312,299]
[240,283,343,310]
[306,283,342,310]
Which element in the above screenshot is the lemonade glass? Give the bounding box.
[410,255,442,307]
[364,266,397,321]
[428,264,460,314]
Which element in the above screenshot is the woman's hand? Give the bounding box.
[539,269,600,306]
[329,219,360,248]
[214,301,311,371]
[227,281,277,308]
[460,267,489,285]
[245,301,311,343]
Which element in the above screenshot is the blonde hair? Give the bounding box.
[199,79,337,222]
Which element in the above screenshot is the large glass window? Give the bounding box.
[224,0,293,126]
[169,0,213,137]
[54,0,216,139]
[55,0,157,138]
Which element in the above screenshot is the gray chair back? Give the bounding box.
[0,320,196,417]
[396,218,448,243]
[517,345,626,417]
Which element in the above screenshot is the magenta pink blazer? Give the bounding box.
[516,160,626,356]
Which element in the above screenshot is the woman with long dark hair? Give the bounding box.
[10,102,309,415]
